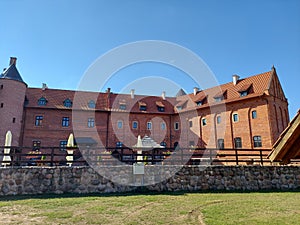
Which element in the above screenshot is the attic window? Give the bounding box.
[176,106,182,111]
[196,101,202,106]
[63,98,72,108]
[119,104,126,110]
[38,97,47,106]
[139,101,147,111]
[238,84,252,97]
[156,101,165,112]
[88,100,96,108]
[214,90,226,102]
[240,91,248,97]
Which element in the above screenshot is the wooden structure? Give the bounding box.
[268,110,300,164]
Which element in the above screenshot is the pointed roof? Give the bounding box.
[0,58,25,84]
[176,88,187,97]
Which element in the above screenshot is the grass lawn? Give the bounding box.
[0,191,299,225]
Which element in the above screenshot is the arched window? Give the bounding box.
[132,121,138,129]
[38,97,47,106]
[88,100,96,108]
[160,142,167,147]
[232,113,239,122]
[63,98,72,108]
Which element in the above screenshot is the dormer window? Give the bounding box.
[240,91,248,97]
[63,98,72,108]
[38,97,47,106]
[176,106,182,111]
[214,90,226,102]
[214,96,223,102]
[196,101,202,106]
[88,100,96,108]
[139,101,147,111]
[238,83,252,97]
[119,104,126,110]
[156,101,165,112]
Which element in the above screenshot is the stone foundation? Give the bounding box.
[0,165,299,196]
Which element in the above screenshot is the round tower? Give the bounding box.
[0,57,27,146]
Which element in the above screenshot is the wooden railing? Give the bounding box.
[0,146,288,167]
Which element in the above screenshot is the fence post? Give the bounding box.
[50,147,54,167]
[235,148,239,165]
[260,149,263,165]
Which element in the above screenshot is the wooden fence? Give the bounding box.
[0,146,289,167]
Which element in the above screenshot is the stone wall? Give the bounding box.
[0,165,299,196]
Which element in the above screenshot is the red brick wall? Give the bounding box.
[0,79,27,146]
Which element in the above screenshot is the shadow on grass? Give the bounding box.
[1,188,299,202]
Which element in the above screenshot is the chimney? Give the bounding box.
[130,89,135,99]
[42,83,48,90]
[193,87,199,95]
[232,74,240,85]
[9,57,17,66]
[162,91,166,100]
[106,87,111,93]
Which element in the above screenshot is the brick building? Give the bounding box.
[0,57,289,153]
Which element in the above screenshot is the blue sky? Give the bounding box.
[0,0,299,117]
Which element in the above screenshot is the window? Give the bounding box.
[32,141,41,150]
[234,137,242,148]
[132,121,138,129]
[12,118,16,123]
[233,113,239,122]
[240,91,248,97]
[176,106,182,111]
[38,97,47,106]
[160,142,167,147]
[217,139,224,149]
[202,118,207,126]
[88,100,96,108]
[139,105,147,111]
[252,110,257,119]
[214,97,223,102]
[189,121,193,127]
[63,99,72,108]
[117,120,123,129]
[0,103,3,108]
[216,115,221,124]
[35,115,43,126]
[253,136,262,147]
[157,106,165,112]
[62,117,69,127]
[0,84,3,89]
[147,121,152,130]
[174,122,179,130]
[87,118,95,127]
[189,141,195,147]
[116,142,123,148]
[161,122,166,130]
[196,101,202,106]
[60,140,67,151]
[119,104,126,110]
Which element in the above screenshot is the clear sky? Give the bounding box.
[0,0,299,117]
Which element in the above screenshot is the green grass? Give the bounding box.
[0,191,299,224]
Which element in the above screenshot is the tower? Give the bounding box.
[0,57,27,146]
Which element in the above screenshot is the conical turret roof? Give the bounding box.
[0,64,24,83]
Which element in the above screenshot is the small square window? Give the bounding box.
[132,121,138,129]
[140,105,147,111]
[35,115,43,126]
[253,136,262,147]
[38,97,47,106]
[176,106,182,111]
[174,122,179,130]
[117,121,123,129]
[202,118,207,126]
[157,106,165,112]
[88,100,96,108]
[217,116,221,124]
[252,110,257,119]
[147,122,152,130]
[88,118,95,127]
[233,113,239,122]
[63,99,72,108]
[60,140,67,151]
[62,117,70,127]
